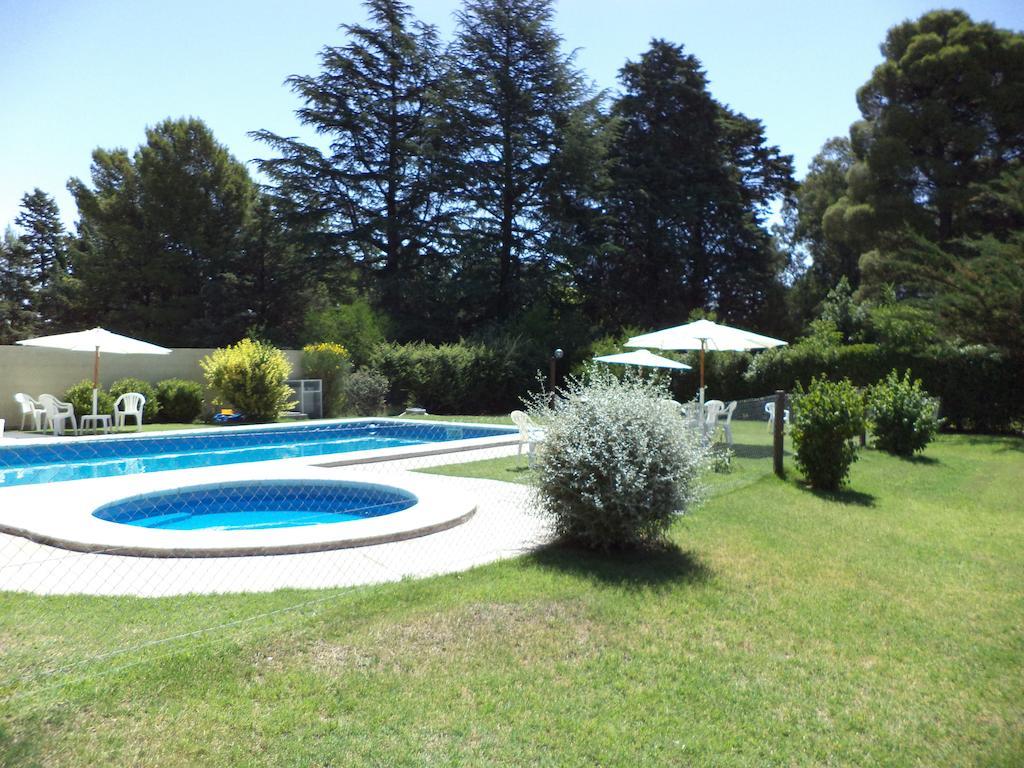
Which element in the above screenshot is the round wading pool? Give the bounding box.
[0,471,478,558]
[93,480,418,531]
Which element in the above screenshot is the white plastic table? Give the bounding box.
[80,414,112,434]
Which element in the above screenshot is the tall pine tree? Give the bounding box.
[0,229,38,343]
[14,189,68,293]
[253,0,453,340]
[448,0,593,327]
[595,40,793,330]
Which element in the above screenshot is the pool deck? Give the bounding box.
[0,443,548,596]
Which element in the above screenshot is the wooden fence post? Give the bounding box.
[773,390,786,478]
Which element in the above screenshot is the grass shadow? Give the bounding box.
[807,486,877,507]
[0,718,44,768]
[900,454,939,465]
[527,540,711,590]
[730,443,791,460]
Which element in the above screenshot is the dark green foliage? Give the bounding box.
[63,380,115,418]
[155,379,204,423]
[302,293,389,368]
[745,342,1022,433]
[343,370,390,416]
[595,40,794,330]
[826,11,1024,286]
[253,0,454,340]
[15,188,68,293]
[780,138,860,303]
[868,370,940,456]
[856,183,1024,358]
[108,378,160,423]
[792,377,866,490]
[368,337,535,413]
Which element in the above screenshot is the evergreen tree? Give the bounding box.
[69,118,288,346]
[596,40,793,330]
[448,0,594,326]
[253,0,453,340]
[0,229,38,343]
[825,11,1024,259]
[14,189,68,293]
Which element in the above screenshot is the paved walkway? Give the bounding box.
[0,445,550,596]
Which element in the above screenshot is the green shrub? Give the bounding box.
[868,370,941,456]
[791,377,866,491]
[303,295,388,368]
[155,379,204,423]
[63,380,114,417]
[108,378,160,422]
[199,339,296,422]
[302,342,351,417]
[745,342,1023,433]
[344,370,390,416]
[368,338,533,414]
[525,368,708,551]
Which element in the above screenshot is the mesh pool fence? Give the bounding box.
[0,398,788,700]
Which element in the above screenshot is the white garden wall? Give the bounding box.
[0,345,302,429]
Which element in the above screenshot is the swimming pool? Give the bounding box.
[0,419,516,488]
[94,480,418,531]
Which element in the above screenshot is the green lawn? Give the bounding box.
[0,427,1021,766]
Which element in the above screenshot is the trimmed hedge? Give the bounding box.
[368,339,535,414]
[155,379,204,423]
[745,344,1022,433]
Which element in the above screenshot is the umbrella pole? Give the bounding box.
[92,346,100,416]
[699,343,706,438]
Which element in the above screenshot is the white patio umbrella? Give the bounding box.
[626,318,786,409]
[17,327,172,415]
[593,349,692,370]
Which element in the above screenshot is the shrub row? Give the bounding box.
[368,338,537,414]
[745,343,1023,433]
[63,378,204,423]
[792,371,941,490]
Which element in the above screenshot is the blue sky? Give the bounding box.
[1,0,1021,230]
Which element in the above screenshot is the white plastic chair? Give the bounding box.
[765,401,790,432]
[510,410,545,467]
[38,394,78,436]
[114,392,147,431]
[680,400,701,431]
[703,400,725,441]
[14,393,45,431]
[721,401,737,445]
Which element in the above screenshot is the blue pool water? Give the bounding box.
[93,481,418,531]
[0,420,514,488]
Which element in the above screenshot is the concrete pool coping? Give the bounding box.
[0,467,479,558]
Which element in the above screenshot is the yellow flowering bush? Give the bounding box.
[200,339,296,422]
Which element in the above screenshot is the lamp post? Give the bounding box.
[549,348,564,408]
